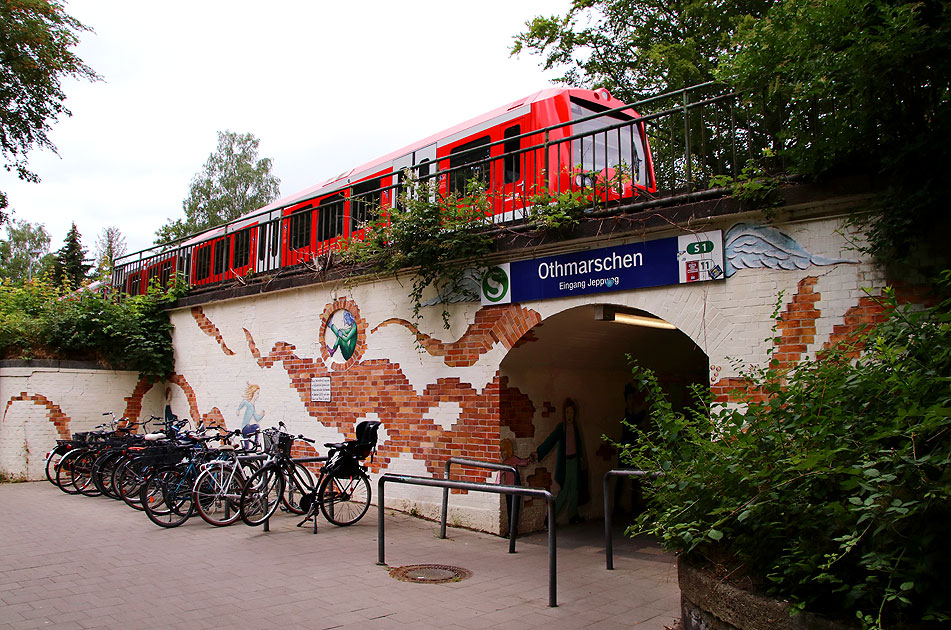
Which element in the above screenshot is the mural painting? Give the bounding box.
[533,399,590,525]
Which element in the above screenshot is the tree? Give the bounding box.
[512,0,771,102]
[716,0,951,272]
[93,225,126,280]
[0,217,50,282]
[0,0,100,217]
[155,130,281,244]
[51,222,91,288]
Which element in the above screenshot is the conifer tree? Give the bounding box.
[52,222,91,288]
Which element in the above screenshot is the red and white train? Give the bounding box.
[115,87,656,294]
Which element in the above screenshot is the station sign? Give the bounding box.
[480,230,724,305]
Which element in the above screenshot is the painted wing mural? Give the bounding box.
[724,223,857,277]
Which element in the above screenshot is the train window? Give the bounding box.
[449,135,490,195]
[503,125,521,184]
[350,179,381,231]
[232,228,252,269]
[159,259,173,287]
[194,246,211,281]
[570,99,642,183]
[417,158,431,179]
[288,208,312,251]
[212,239,227,275]
[317,193,345,243]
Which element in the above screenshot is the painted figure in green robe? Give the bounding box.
[533,398,589,524]
[327,310,358,360]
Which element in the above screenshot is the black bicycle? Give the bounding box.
[239,420,379,528]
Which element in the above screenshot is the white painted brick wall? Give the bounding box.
[0,366,160,480]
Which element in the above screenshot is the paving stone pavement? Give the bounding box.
[0,482,680,629]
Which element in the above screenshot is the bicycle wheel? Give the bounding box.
[318,470,371,526]
[72,451,102,497]
[115,458,150,510]
[142,467,195,528]
[45,447,69,486]
[93,450,125,499]
[55,449,84,494]
[282,462,315,515]
[193,463,243,526]
[239,466,284,526]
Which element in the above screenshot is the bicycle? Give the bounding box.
[191,429,264,526]
[238,423,321,527]
[240,420,380,530]
[139,428,231,528]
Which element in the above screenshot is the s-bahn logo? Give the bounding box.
[481,264,511,305]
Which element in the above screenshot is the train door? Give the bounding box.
[349,176,386,240]
[393,144,436,208]
[257,211,282,275]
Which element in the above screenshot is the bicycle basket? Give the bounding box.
[262,429,276,453]
[277,433,294,458]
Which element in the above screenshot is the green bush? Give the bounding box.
[625,283,951,628]
[0,277,184,380]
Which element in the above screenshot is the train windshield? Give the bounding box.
[571,99,647,188]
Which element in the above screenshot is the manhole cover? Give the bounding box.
[388,564,472,584]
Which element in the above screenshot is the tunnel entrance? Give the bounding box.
[498,303,708,531]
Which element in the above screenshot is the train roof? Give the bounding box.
[181,87,623,247]
[260,87,625,213]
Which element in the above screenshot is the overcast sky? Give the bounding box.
[1,0,573,256]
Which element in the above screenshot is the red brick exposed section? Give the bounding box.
[500,376,536,439]
[244,328,502,482]
[191,306,236,356]
[202,407,226,429]
[121,378,153,422]
[710,277,932,403]
[372,304,542,367]
[3,393,71,439]
[772,276,820,371]
[167,373,203,425]
[122,373,203,427]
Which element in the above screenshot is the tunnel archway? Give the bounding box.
[498,302,708,530]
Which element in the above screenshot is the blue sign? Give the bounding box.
[481,230,723,305]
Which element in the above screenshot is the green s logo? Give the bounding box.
[482,266,510,303]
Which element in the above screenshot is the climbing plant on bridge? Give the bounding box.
[340,176,494,328]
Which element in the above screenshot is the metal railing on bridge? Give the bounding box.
[111,82,815,296]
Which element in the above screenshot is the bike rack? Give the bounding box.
[377,473,557,607]
[602,469,663,570]
[439,457,521,554]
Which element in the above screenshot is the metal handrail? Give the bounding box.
[377,473,558,607]
[602,469,664,570]
[111,80,823,295]
[439,457,521,553]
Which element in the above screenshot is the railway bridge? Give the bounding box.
[1,85,908,533]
